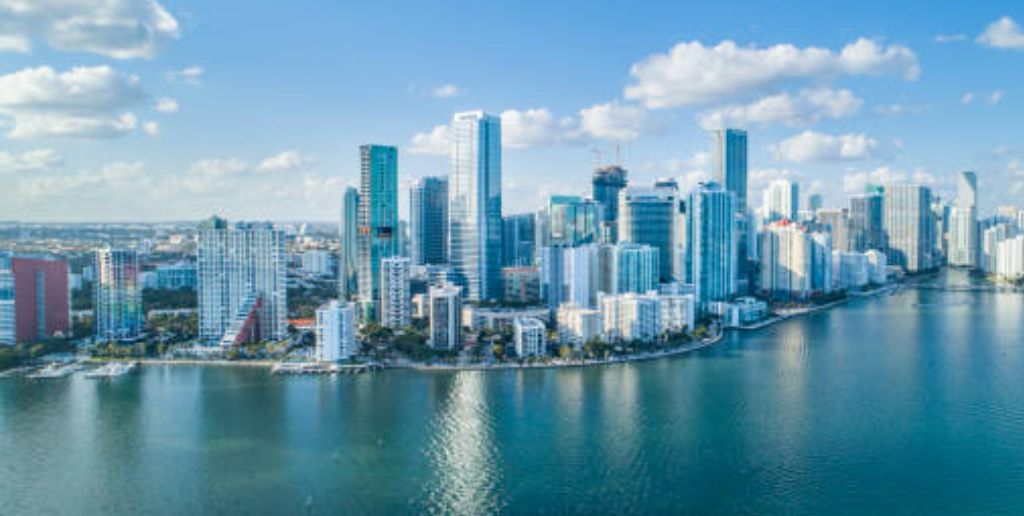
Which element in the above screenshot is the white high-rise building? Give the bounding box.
[949,171,979,268]
[832,251,870,289]
[557,304,602,350]
[982,224,1016,273]
[197,217,287,346]
[380,257,411,329]
[513,317,546,357]
[598,243,659,296]
[564,244,600,308]
[687,182,737,308]
[758,221,812,299]
[599,292,660,343]
[884,183,935,273]
[995,235,1024,281]
[429,285,462,350]
[657,293,696,335]
[449,111,502,301]
[762,179,799,222]
[315,301,357,362]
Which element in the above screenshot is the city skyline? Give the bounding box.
[0,1,1022,222]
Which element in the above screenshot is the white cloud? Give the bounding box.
[167,66,204,84]
[500,108,576,148]
[978,16,1024,50]
[841,166,940,194]
[432,84,462,98]
[155,97,178,113]
[697,88,862,130]
[578,102,648,141]
[962,90,1005,106]
[408,124,451,156]
[774,131,880,163]
[142,120,159,137]
[0,0,179,59]
[257,150,313,173]
[625,38,920,108]
[0,65,145,139]
[0,148,62,173]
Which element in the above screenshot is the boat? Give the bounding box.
[84,361,139,379]
[27,362,83,379]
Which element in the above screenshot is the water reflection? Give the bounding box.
[423,372,503,514]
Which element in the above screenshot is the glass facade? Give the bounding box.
[687,183,737,307]
[883,183,935,273]
[357,144,399,319]
[409,176,449,266]
[618,187,676,282]
[94,248,142,341]
[449,111,502,301]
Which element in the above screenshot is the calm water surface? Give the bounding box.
[2,271,1024,515]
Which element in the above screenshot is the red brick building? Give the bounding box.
[12,258,70,343]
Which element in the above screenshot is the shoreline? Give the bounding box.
[3,282,904,377]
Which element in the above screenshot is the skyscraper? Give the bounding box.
[592,165,628,242]
[618,186,677,282]
[502,213,536,267]
[949,171,979,268]
[687,182,736,308]
[449,111,502,301]
[599,243,660,295]
[713,128,750,287]
[94,248,142,341]
[817,208,851,253]
[409,176,449,266]
[547,195,601,245]
[197,217,287,346]
[358,144,399,320]
[380,256,411,329]
[0,256,13,345]
[762,179,800,222]
[10,257,70,343]
[849,192,884,252]
[339,186,359,300]
[883,183,935,273]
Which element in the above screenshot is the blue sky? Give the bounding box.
[1,0,1022,222]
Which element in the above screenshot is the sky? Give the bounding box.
[0,0,1022,223]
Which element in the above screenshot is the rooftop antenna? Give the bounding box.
[591,147,603,170]
[615,142,621,166]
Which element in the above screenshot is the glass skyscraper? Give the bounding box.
[713,128,750,290]
[547,195,601,245]
[449,111,502,301]
[618,186,676,282]
[592,165,628,242]
[883,183,935,273]
[357,144,399,320]
[197,217,287,345]
[409,176,449,266]
[949,171,978,267]
[339,186,359,300]
[687,182,736,308]
[94,248,142,341]
[502,213,536,267]
[849,192,884,252]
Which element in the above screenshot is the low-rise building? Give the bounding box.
[710,297,769,328]
[513,317,546,357]
[429,286,461,350]
[556,303,602,350]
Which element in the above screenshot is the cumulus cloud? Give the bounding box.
[697,88,863,129]
[500,108,576,148]
[142,120,159,137]
[409,124,451,156]
[167,66,204,84]
[774,131,880,163]
[978,16,1024,50]
[155,97,178,113]
[841,166,939,194]
[625,38,920,108]
[578,102,648,141]
[0,148,62,173]
[257,150,313,172]
[0,0,179,59]
[432,84,462,98]
[0,65,145,139]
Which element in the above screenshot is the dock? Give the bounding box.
[270,362,380,375]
